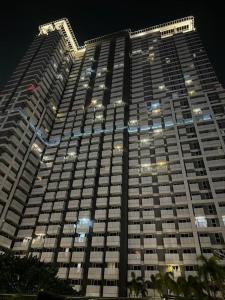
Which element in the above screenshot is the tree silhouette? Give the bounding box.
[0,251,78,296]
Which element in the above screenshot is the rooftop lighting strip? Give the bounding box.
[130,16,195,37]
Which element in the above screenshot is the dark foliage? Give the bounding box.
[0,251,78,296]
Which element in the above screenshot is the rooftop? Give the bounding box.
[39,16,195,56]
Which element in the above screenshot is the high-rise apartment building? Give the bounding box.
[0,16,225,297]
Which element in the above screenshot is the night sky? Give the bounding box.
[0,0,224,88]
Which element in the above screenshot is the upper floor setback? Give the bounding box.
[39,16,195,57]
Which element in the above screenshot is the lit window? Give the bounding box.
[97,72,101,77]
[91,99,98,106]
[114,144,123,153]
[129,120,138,126]
[31,143,42,154]
[188,90,195,96]
[52,105,57,112]
[78,233,85,242]
[23,237,31,244]
[165,57,171,64]
[53,62,58,70]
[193,108,202,115]
[148,52,155,61]
[35,233,45,237]
[141,164,152,172]
[65,56,70,62]
[108,262,116,269]
[57,74,63,81]
[157,161,167,167]
[114,99,124,106]
[96,103,103,108]
[185,79,193,86]
[195,216,207,228]
[83,84,88,88]
[78,218,92,226]
[152,108,161,115]
[149,46,154,50]
[153,38,158,43]
[222,216,225,225]
[67,151,76,158]
[99,84,105,89]
[141,138,150,144]
[132,49,142,55]
[158,84,166,91]
[154,128,163,134]
[95,114,103,120]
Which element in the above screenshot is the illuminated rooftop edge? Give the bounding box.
[39,16,195,55]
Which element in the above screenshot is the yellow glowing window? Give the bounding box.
[193,108,202,115]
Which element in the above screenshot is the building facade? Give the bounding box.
[0,16,225,297]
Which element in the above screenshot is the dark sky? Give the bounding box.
[0,0,224,88]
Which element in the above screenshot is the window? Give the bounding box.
[195,216,207,228]
[222,216,225,226]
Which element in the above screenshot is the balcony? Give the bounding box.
[143,237,157,248]
[93,222,106,232]
[103,267,119,280]
[180,237,195,246]
[165,253,180,264]
[57,267,68,279]
[128,253,141,265]
[86,285,100,297]
[182,253,197,264]
[143,223,156,233]
[142,198,154,207]
[57,252,71,263]
[107,236,120,247]
[92,236,104,247]
[105,251,119,262]
[95,209,107,220]
[103,286,118,297]
[128,238,140,249]
[40,252,54,263]
[108,221,120,232]
[178,222,192,231]
[74,237,87,247]
[90,251,103,263]
[199,236,211,247]
[68,267,83,279]
[142,210,155,220]
[88,268,102,280]
[177,209,190,217]
[71,252,85,263]
[128,224,140,234]
[144,253,158,264]
[162,223,176,232]
[163,237,177,247]
[60,237,73,248]
[161,209,174,218]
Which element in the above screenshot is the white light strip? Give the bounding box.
[38,16,195,56]
[39,18,81,55]
[131,16,195,39]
